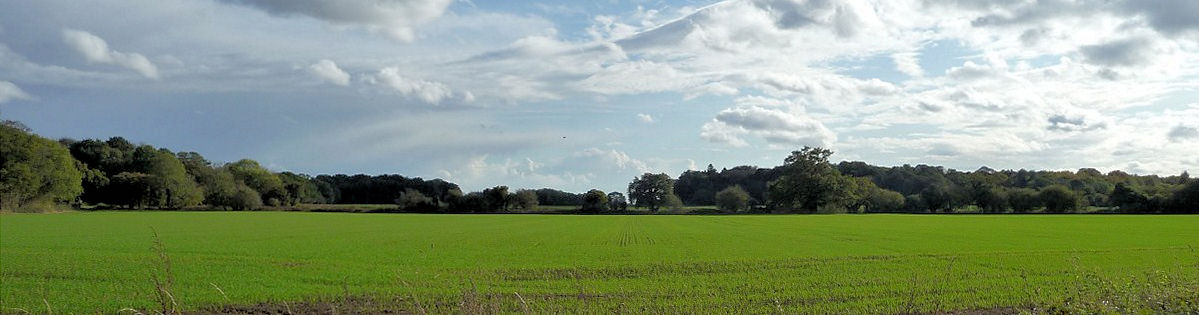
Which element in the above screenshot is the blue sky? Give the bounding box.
[2,0,1197,193]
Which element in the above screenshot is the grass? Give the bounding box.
[1,212,1196,314]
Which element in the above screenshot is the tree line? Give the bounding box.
[630,147,1198,214]
[2,122,1196,214]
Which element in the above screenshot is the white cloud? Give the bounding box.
[218,0,454,42]
[307,59,350,86]
[573,60,701,95]
[438,148,655,192]
[61,29,159,79]
[636,113,654,123]
[7,0,1199,192]
[892,50,924,77]
[365,67,471,105]
[701,105,836,148]
[0,81,31,103]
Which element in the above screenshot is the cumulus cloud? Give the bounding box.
[637,113,654,123]
[0,81,31,103]
[365,67,471,105]
[61,29,159,79]
[219,0,453,42]
[701,106,835,148]
[307,59,350,86]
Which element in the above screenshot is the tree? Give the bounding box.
[767,147,845,213]
[131,146,203,209]
[628,173,675,212]
[863,187,905,212]
[664,193,684,210]
[1110,183,1152,213]
[675,167,717,205]
[396,188,436,212]
[920,184,953,213]
[534,188,583,206]
[278,172,322,205]
[976,187,1009,213]
[1039,185,1081,213]
[454,192,489,212]
[482,186,509,212]
[108,172,153,209]
[715,185,750,212]
[225,159,283,206]
[512,189,539,211]
[0,124,84,211]
[964,171,1008,213]
[1007,188,1041,213]
[1165,180,1199,214]
[228,184,263,210]
[607,192,627,211]
[582,189,609,212]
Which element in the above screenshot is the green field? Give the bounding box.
[2,212,1197,314]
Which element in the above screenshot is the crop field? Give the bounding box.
[2,212,1197,314]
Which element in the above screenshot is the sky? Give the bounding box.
[2,0,1197,193]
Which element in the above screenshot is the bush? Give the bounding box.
[1040,185,1081,213]
[663,194,684,210]
[396,188,438,212]
[864,189,905,212]
[715,186,750,212]
[512,189,539,211]
[229,185,263,210]
[581,189,608,213]
[1165,180,1199,213]
[1008,188,1041,213]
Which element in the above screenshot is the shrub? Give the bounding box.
[715,186,750,212]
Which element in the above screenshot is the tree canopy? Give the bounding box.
[0,124,83,210]
[628,173,676,212]
[768,147,845,213]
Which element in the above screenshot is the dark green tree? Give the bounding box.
[920,184,953,213]
[607,191,628,211]
[278,172,323,205]
[1039,185,1081,213]
[767,147,844,213]
[131,146,203,209]
[628,173,675,212]
[1165,180,1198,213]
[1110,183,1152,213]
[512,189,539,211]
[1007,188,1041,213]
[396,188,437,212]
[582,189,609,212]
[482,185,509,212]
